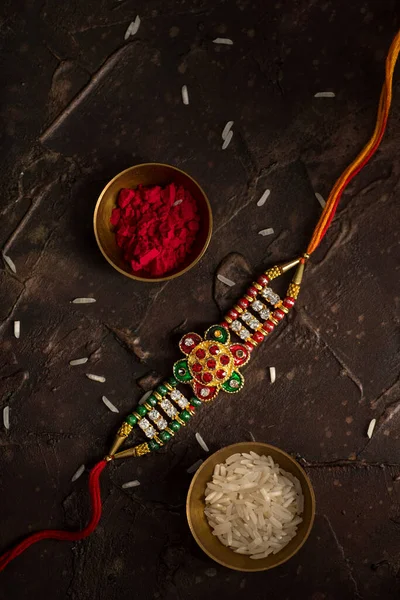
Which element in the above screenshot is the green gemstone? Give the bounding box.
[159,431,172,443]
[180,410,191,422]
[167,376,178,387]
[204,324,229,344]
[169,420,181,432]
[126,414,138,426]
[148,440,160,451]
[147,395,157,406]
[173,359,192,383]
[157,384,168,396]
[221,370,244,394]
[191,397,202,407]
[136,405,147,417]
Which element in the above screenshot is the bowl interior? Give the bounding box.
[94,163,212,282]
[187,442,315,572]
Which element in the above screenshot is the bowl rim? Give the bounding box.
[186,441,316,572]
[93,162,213,283]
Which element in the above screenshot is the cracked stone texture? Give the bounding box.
[0,1,399,598]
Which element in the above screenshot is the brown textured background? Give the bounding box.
[0,1,399,598]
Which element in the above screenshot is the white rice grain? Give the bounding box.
[72,298,96,304]
[367,418,376,439]
[3,253,16,273]
[124,16,141,40]
[204,452,304,559]
[181,85,189,105]
[139,390,153,405]
[3,406,10,430]
[102,395,119,413]
[314,91,335,98]
[173,199,183,206]
[14,320,20,339]
[221,121,234,140]
[315,192,326,208]
[222,130,233,150]
[187,459,203,474]
[269,366,276,383]
[258,228,274,236]
[69,357,88,366]
[257,189,271,207]
[196,432,210,452]
[86,374,106,383]
[71,464,85,482]
[122,480,141,489]
[217,274,235,287]
[213,38,233,45]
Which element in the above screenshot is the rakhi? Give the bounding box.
[1,30,399,573]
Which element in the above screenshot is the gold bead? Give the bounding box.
[153,391,162,401]
[165,382,173,392]
[234,304,244,314]
[165,427,174,436]
[253,282,263,291]
[225,315,233,324]
[269,315,279,326]
[154,434,163,446]
[280,305,289,314]
[244,295,254,303]
[175,416,186,426]
[144,402,153,411]
[118,422,133,437]
[247,338,258,347]
[133,412,141,421]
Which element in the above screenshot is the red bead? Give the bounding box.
[189,404,195,412]
[262,320,275,333]
[203,372,213,383]
[216,369,227,380]
[238,298,249,309]
[207,358,216,369]
[220,321,229,329]
[228,308,238,320]
[244,342,254,352]
[252,331,265,343]
[283,297,295,308]
[220,354,230,366]
[257,275,269,286]
[209,344,220,355]
[192,363,202,373]
[247,286,258,297]
[196,348,206,359]
[273,309,285,321]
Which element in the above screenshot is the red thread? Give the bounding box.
[0,459,107,572]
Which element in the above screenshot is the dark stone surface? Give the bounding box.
[0,1,399,599]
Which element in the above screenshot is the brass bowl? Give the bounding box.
[93,163,213,282]
[187,442,316,572]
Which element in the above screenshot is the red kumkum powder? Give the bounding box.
[110,182,200,277]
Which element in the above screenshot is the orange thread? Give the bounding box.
[307,30,400,256]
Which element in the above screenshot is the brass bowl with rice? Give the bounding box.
[186,442,315,572]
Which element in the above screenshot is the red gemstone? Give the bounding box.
[203,372,213,383]
[220,321,229,329]
[262,320,275,332]
[189,404,195,412]
[207,358,216,369]
[192,363,202,373]
[238,298,249,309]
[257,275,269,286]
[283,297,295,308]
[196,348,206,359]
[209,344,220,355]
[245,342,254,352]
[247,286,258,297]
[216,368,227,379]
[220,354,230,366]
[273,309,285,321]
[228,309,238,320]
[252,331,265,343]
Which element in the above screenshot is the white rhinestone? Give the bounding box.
[170,390,182,400]
[248,317,260,330]
[160,399,178,418]
[138,418,156,438]
[177,397,189,408]
[252,300,263,311]
[230,379,240,388]
[242,312,251,323]
[239,328,251,341]
[200,388,210,398]
[260,309,270,320]
[231,320,241,332]
[185,337,195,347]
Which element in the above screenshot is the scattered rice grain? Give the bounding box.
[213,38,233,45]
[122,480,141,489]
[221,121,234,140]
[315,192,326,208]
[69,357,88,366]
[124,15,140,40]
[367,418,376,439]
[195,432,209,452]
[3,406,10,430]
[217,274,235,287]
[139,390,153,405]
[71,464,85,482]
[14,320,20,339]
[269,366,276,383]
[222,130,233,150]
[102,395,119,413]
[314,91,335,98]
[86,374,106,383]
[258,228,274,236]
[187,459,203,474]
[173,199,183,206]
[72,298,96,304]
[257,189,271,207]
[3,253,16,273]
[181,85,189,105]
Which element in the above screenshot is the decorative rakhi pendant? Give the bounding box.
[106,257,304,461]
